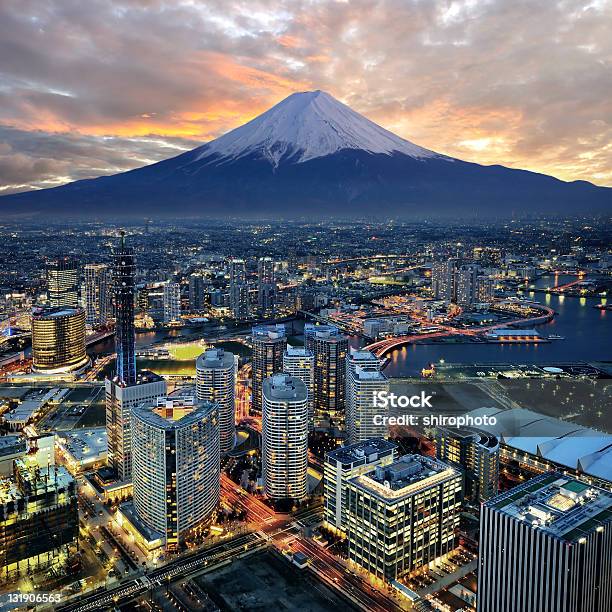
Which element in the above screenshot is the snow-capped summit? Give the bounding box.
[193,90,440,166]
[2,89,610,217]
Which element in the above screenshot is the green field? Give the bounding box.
[167,342,207,360]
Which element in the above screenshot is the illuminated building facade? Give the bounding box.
[345,455,462,581]
[229,258,249,320]
[113,232,137,386]
[304,323,349,425]
[188,273,206,312]
[251,324,287,414]
[478,473,612,612]
[0,459,78,580]
[346,348,388,444]
[31,306,88,374]
[436,427,499,502]
[130,397,220,550]
[84,263,109,327]
[324,438,398,534]
[257,256,276,317]
[196,348,236,453]
[105,375,167,482]
[262,374,308,501]
[163,281,181,323]
[282,345,314,431]
[46,257,79,308]
[431,258,457,301]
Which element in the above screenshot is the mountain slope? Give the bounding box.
[1,90,610,217]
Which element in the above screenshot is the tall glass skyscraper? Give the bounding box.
[46,257,79,308]
[113,232,136,386]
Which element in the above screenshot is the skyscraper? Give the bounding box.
[188,273,206,312]
[478,473,612,612]
[456,264,480,305]
[112,232,136,386]
[229,258,249,320]
[84,263,109,327]
[257,256,276,317]
[131,396,220,550]
[436,427,499,502]
[163,281,181,323]
[31,306,88,374]
[251,324,287,414]
[476,275,495,303]
[196,348,236,453]
[105,232,167,482]
[431,258,457,301]
[282,345,314,431]
[0,459,78,579]
[324,438,397,535]
[262,374,308,502]
[105,375,166,482]
[46,257,79,308]
[345,455,462,581]
[345,348,389,444]
[304,323,349,425]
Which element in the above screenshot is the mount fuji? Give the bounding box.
[1,90,610,217]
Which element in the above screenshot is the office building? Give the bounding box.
[84,263,109,327]
[46,257,79,308]
[163,281,181,323]
[324,438,398,534]
[346,348,389,444]
[478,473,612,612]
[345,455,462,581]
[262,374,308,501]
[113,232,137,386]
[0,459,78,580]
[304,323,349,424]
[188,273,206,312]
[476,275,495,303]
[229,258,249,320]
[282,345,314,430]
[131,397,220,550]
[196,348,236,453]
[436,427,500,502]
[0,436,27,477]
[257,256,276,317]
[105,374,167,482]
[456,264,480,305]
[251,324,287,414]
[431,258,457,301]
[31,306,88,374]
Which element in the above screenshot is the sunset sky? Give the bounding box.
[1,0,611,194]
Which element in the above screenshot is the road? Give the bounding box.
[57,532,266,612]
[366,301,556,357]
[284,536,404,612]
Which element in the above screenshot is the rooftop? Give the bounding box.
[327,437,397,467]
[464,407,612,482]
[32,306,83,319]
[56,427,107,464]
[349,454,459,502]
[285,345,313,358]
[487,472,612,542]
[263,374,308,402]
[132,396,218,430]
[252,324,286,340]
[196,347,235,369]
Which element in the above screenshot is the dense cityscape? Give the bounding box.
[0,217,610,611]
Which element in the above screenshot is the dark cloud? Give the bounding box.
[0,0,610,191]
